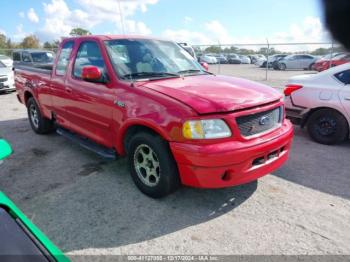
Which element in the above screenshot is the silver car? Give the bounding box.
[278,54,317,70]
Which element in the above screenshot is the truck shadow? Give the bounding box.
[0,118,257,253]
[23,160,257,253]
[273,125,350,200]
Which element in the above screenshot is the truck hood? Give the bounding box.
[141,75,282,114]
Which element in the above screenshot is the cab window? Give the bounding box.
[22,52,31,63]
[56,41,74,76]
[73,41,106,78]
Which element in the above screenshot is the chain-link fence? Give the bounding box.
[193,42,346,82]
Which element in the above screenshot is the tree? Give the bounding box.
[20,35,40,49]
[69,28,91,36]
[43,40,59,49]
[204,45,222,54]
[0,34,7,49]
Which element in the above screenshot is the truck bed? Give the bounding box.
[14,64,52,75]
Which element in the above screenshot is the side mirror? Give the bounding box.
[200,62,209,71]
[0,139,12,162]
[81,66,104,83]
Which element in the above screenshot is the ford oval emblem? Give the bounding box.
[259,116,270,126]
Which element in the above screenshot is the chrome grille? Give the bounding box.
[236,106,282,137]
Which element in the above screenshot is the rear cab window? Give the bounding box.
[55,41,74,76]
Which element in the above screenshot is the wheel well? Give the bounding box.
[24,91,33,106]
[123,125,162,154]
[302,107,349,128]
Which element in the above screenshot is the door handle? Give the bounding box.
[65,87,72,93]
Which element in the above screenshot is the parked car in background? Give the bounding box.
[251,54,266,64]
[284,63,350,144]
[312,53,343,71]
[226,54,242,64]
[0,55,13,67]
[313,53,350,72]
[15,35,293,198]
[239,55,251,64]
[278,54,317,70]
[208,54,227,64]
[0,57,15,93]
[257,54,287,68]
[178,42,197,60]
[272,55,289,70]
[13,49,55,69]
[199,54,217,64]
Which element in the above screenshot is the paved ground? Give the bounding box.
[0,65,349,259]
[209,64,317,89]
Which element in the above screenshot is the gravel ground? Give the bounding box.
[0,65,349,259]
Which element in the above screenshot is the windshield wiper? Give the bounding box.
[122,72,180,80]
[177,69,202,74]
[177,69,214,75]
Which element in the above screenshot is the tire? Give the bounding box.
[307,109,349,145]
[27,97,54,134]
[279,63,286,71]
[127,132,180,198]
[309,63,315,70]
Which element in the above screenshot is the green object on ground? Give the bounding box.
[0,139,69,261]
[0,139,12,161]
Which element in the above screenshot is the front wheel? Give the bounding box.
[27,97,54,134]
[307,109,349,145]
[128,132,180,198]
[279,63,286,71]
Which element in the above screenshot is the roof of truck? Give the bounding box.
[62,34,170,42]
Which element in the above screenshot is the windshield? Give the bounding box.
[104,39,203,80]
[31,52,54,63]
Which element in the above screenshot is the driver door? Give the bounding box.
[64,40,116,147]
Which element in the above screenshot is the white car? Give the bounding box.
[0,55,13,67]
[239,55,251,64]
[199,54,217,64]
[255,57,267,67]
[251,54,266,65]
[0,58,15,92]
[285,63,350,144]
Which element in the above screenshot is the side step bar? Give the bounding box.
[56,127,118,160]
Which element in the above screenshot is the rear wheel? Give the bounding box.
[309,63,315,70]
[127,132,180,198]
[27,97,54,134]
[307,109,349,145]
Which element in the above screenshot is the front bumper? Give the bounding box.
[0,78,15,92]
[170,120,294,188]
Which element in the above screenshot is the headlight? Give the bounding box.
[182,119,232,139]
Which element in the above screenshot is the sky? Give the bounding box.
[0,0,330,50]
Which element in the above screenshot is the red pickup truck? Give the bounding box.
[15,35,293,198]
